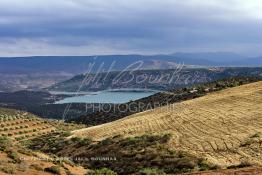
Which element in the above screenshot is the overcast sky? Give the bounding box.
[0,0,262,56]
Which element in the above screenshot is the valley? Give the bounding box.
[1,1,262,174]
[0,79,261,174]
[0,67,261,175]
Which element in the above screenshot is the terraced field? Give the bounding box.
[0,108,88,175]
[72,81,262,167]
[0,108,56,141]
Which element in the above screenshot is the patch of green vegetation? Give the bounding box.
[250,132,262,138]
[240,139,254,147]
[197,159,217,171]
[86,168,118,175]
[121,134,172,147]
[24,132,92,155]
[71,136,82,142]
[0,136,11,151]
[136,168,166,175]
[25,133,216,175]
[62,131,72,137]
[227,161,251,169]
[80,134,214,174]
[44,166,61,175]
[6,150,21,163]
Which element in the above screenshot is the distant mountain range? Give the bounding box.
[0,52,261,75]
[0,52,261,92]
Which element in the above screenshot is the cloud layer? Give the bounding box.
[0,0,262,56]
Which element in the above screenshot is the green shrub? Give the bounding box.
[9,151,18,159]
[86,168,118,175]
[44,166,61,175]
[198,159,210,171]
[136,168,166,175]
[100,138,114,146]
[251,132,262,138]
[227,161,251,169]
[0,136,11,150]
[63,131,71,137]
[79,138,92,146]
[71,137,82,143]
[240,139,253,147]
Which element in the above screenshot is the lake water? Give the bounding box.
[54,90,157,104]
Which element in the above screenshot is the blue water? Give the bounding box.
[55,90,157,104]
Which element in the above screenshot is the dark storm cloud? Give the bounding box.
[0,0,262,56]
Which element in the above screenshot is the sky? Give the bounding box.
[0,0,262,56]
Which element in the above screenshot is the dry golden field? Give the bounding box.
[72,81,262,167]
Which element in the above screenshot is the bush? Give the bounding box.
[240,139,253,147]
[44,166,61,175]
[0,167,15,174]
[63,131,71,137]
[8,151,21,163]
[0,136,11,150]
[227,161,251,169]
[71,137,82,143]
[198,159,211,171]
[78,138,92,146]
[86,168,118,175]
[136,168,166,175]
[100,138,114,146]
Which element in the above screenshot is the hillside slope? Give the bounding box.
[0,108,56,141]
[0,108,88,175]
[72,81,262,167]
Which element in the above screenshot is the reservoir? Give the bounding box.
[54,89,158,104]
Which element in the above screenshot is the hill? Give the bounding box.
[72,81,262,167]
[0,107,86,142]
[0,137,87,175]
[68,77,260,126]
[0,108,88,175]
[48,67,262,92]
[0,73,71,92]
[0,108,57,141]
